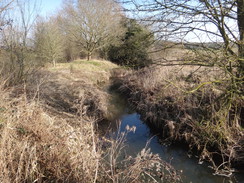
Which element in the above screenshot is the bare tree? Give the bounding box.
[0,0,39,85]
[34,16,64,67]
[0,0,14,49]
[123,0,243,76]
[123,0,243,112]
[0,0,14,18]
[61,0,124,60]
[121,0,244,171]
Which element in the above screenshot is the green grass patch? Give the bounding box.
[49,59,118,72]
[82,60,101,66]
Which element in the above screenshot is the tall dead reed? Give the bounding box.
[0,85,100,182]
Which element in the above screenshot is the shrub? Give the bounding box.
[108,18,153,68]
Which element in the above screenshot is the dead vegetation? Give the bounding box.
[0,59,182,182]
[113,62,244,175]
[0,59,113,182]
[18,59,119,120]
[0,85,100,182]
[100,125,182,183]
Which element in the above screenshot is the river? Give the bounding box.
[101,93,244,183]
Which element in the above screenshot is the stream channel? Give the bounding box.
[101,92,244,183]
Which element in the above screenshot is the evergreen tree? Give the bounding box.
[108,19,153,68]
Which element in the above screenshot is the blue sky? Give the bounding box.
[40,0,63,16]
[35,0,236,43]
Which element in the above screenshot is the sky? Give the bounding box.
[32,0,237,43]
[40,0,63,16]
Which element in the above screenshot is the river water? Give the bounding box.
[100,91,244,183]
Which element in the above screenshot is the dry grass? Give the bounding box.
[0,87,100,182]
[48,59,119,86]
[99,124,182,183]
[115,62,244,175]
[0,89,181,183]
[118,64,224,104]
[0,59,114,182]
[0,59,182,182]
[21,59,119,120]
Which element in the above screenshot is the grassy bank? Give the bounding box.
[113,64,244,175]
[0,59,181,182]
[0,59,116,182]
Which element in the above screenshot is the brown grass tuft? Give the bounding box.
[0,89,100,182]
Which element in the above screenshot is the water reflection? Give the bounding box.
[99,92,244,183]
[105,112,244,183]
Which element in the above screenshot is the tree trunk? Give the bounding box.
[237,0,244,129]
[87,51,92,61]
[53,59,56,67]
[237,0,244,76]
